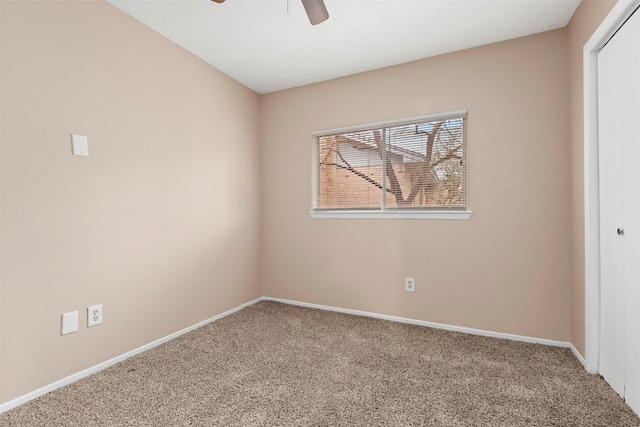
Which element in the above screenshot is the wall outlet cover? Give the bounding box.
[88,304,102,327]
[405,277,415,292]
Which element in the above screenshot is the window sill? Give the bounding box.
[309,210,472,220]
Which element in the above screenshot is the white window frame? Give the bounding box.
[310,110,472,220]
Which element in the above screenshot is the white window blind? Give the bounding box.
[314,111,467,212]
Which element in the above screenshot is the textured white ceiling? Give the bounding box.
[107,0,581,94]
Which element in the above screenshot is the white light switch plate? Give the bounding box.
[61,311,79,335]
[71,134,88,156]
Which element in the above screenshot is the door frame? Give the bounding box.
[584,0,640,374]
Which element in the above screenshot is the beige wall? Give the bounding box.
[567,0,617,358]
[0,0,261,403]
[260,30,572,342]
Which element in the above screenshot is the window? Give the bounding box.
[311,110,471,219]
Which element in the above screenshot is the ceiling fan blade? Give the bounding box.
[211,0,328,26]
[301,0,329,25]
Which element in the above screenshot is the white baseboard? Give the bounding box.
[262,296,573,348]
[0,297,263,414]
[570,344,593,373]
[1,295,588,414]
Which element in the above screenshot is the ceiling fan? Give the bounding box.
[211,0,329,25]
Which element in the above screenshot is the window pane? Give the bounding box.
[315,112,466,210]
[386,117,466,208]
[317,132,385,209]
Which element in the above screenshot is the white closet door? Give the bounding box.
[598,8,640,414]
[621,8,640,415]
[598,28,626,397]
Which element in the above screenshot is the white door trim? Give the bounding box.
[584,0,640,374]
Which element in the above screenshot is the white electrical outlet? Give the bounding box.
[87,304,103,327]
[61,311,79,335]
[405,277,415,292]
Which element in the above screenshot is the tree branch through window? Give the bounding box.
[315,113,467,210]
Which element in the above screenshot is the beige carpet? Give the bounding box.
[2,301,639,426]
